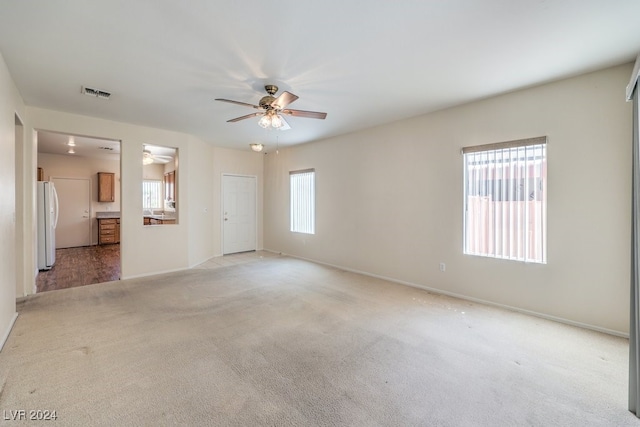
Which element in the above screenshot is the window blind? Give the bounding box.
[142,180,163,210]
[290,169,315,234]
[463,137,547,263]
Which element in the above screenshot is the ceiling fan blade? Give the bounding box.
[227,112,263,123]
[281,109,327,119]
[215,98,261,109]
[271,91,299,109]
[277,115,291,130]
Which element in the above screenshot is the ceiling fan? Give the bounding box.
[215,85,327,130]
[143,147,173,165]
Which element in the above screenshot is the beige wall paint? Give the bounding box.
[187,136,214,266]
[264,63,633,335]
[143,163,164,181]
[0,52,26,346]
[37,153,120,245]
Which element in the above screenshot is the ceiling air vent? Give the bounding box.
[81,86,111,99]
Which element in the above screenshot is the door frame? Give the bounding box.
[221,173,257,255]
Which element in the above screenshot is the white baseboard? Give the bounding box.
[270,250,628,339]
[0,313,19,352]
[120,266,190,281]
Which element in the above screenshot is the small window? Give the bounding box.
[142,180,163,210]
[290,169,315,234]
[463,137,547,263]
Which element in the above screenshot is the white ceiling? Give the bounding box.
[2,1,640,151]
[37,131,120,160]
[37,130,175,163]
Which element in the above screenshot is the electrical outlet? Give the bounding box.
[439,262,446,272]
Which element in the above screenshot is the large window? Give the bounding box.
[463,137,547,263]
[290,169,315,234]
[142,180,163,210]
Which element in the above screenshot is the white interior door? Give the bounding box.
[223,175,256,255]
[53,177,91,248]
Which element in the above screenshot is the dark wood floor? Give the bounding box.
[36,244,120,293]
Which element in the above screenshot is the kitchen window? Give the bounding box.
[463,137,547,263]
[290,169,315,234]
[142,180,163,210]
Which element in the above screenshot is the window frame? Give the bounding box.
[290,168,316,235]
[462,136,547,264]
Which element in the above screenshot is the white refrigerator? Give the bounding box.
[37,181,59,270]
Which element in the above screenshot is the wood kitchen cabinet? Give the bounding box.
[150,218,176,225]
[164,171,176,202]
[144,217,176,225]
[98,172,115,202]
[98,218,120,244]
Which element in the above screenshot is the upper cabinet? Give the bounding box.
[165,170,176,204]
[98,172,115,202]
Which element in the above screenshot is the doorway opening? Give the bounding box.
[36,130,121,293]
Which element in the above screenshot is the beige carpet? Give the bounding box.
[0,255,636,426]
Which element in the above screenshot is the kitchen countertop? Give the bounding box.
[144,214,176,220]
[96,211,121,219]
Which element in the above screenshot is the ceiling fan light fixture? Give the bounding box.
[216,84,326,130]
[270,114,283,129]
[250,143,264,152]
[143,150,154,165]
[258,115,271,129]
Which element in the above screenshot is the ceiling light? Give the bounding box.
[271,114,283,128]
[250,143,264,152]
[258,111,284,130]
[258,115,271,129]
[143,150,154,165]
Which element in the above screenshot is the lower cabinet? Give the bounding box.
[150,218,176,225]
[98,218,120,244]
[144,217,176,225]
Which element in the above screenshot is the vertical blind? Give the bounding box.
[142,180,163,210]
[290,169,315,234]
[463,137,547,263]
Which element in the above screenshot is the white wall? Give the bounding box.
[264,63,633,335]
[187,136,214,266]
[24,108,263,285]
[38,153,120,245]
[0,52,25,347]
[26,107,199,280]
[143,163,164,181]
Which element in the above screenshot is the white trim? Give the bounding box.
[265,250,628,338]
[0,313,19,352]
[120,266,189,281]
[627,52,640,101]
